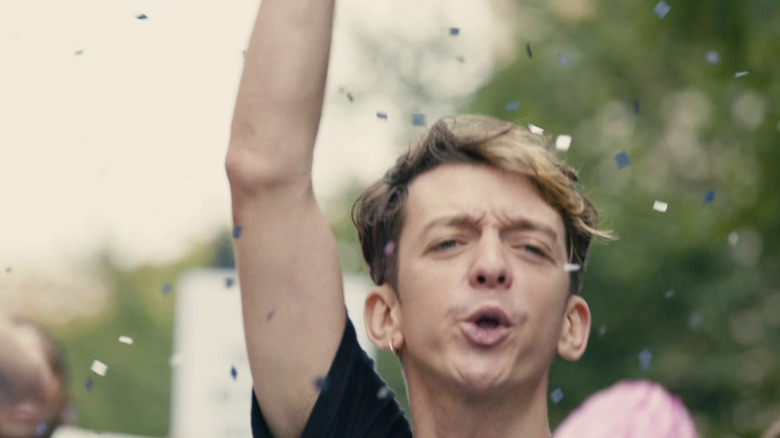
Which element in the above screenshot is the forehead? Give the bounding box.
[401,163,565,239]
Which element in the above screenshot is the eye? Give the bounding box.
[433,239,459,251]
[522,244,548,258]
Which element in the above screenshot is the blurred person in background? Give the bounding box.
[553,379,698,438]
[0,314,71,438]
[765,417,780,438]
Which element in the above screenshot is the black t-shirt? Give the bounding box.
[251,318,413,437]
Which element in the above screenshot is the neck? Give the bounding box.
[406,371,553,438]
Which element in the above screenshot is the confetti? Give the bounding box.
[654,1,671,19]
[615,151,631,169]
[136,13,148,20]
[266,310,276,321]
[230,366,238,380]
[653,201,669,213]
[704,190,715,204]
[75,50,83,56]
[735,71,749,79]
[555,135,572,152]
[634,99,641,114]
[528,124,544,135]
[314,377,329,392]
[550,388,564,404]
[383,241,396,257]
[689,312,702,330]
[225,277,235,288]
[455,55,466,63]
[346,92,354,103]
[119,336,134,345]
[664,290,675,299]
[449,27,460,36]
[412,113,427,127]
[376,111,388,120]
[557,53,570,66]
[505,101,520,111]
[526,42,533,58]
[161,283,172,295]
[705,50,721,65]
[564,263,581,273]
[85,378,94,393]
[36,421,48,436]
[728,232,739,245]
[639,349,653,371]
[91,360,108,377]
[5,266,10,274]
[233,225,243,239]
[598,325,607,336]
[377,386,391,400]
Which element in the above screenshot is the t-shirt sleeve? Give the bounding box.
[251,318,412,438]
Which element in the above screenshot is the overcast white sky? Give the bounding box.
[0,0,516,280]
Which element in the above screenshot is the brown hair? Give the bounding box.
[352,115,613,295]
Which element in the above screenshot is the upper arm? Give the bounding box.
[231,182,346,438]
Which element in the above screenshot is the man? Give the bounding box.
[226,1,610,437]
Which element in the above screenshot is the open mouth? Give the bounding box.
[475,315,501,329]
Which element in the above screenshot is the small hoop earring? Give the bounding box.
[388,339,401,357]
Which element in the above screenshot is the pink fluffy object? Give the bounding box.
[554,380,698,438]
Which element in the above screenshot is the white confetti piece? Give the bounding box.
[91,360,108,377]
[705,50,720,65]
[564,263,581,273]
[528,123,545,135]
[555,135,572,151]
[735,71,749,79]
[119,336,134,345]
[653,201,668,212]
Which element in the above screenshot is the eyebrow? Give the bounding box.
[420,213,561,243]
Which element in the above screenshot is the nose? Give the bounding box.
[468,234,512,289]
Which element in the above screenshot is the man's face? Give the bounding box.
[396,163,574,397]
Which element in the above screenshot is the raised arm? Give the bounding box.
[225,0,344,437]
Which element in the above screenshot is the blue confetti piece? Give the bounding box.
[161,283,172,295]
[550,388,564,404]
[505,101,520,111]
[654,1,671,19]
[85,377,94,393]
[376,111,388,120]
[314,376,330,392]
[526,42,533,58]
[639,349,653,371]
[412,113,426,127]
[705,50,721,65]
[615,151,631,169]
[230,366,238,380]
[557,53,570,66]
[704,190,715,204]
[634,99,641,114]
[36,421,47,436]
[233,225,243,239]
[449,27,460,36]
[136,13,148,20]
[225,277,235,288]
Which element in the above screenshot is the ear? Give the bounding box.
[557,295,591,361]
[364,284,404,353]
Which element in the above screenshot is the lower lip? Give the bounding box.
[461,322,510,347]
